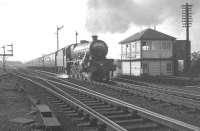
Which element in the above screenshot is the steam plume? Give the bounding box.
[86,0,200,33]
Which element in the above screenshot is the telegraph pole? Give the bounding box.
[129,44,131,76]
[75,31,78,44]
[56,25,64,51]
[181,2,192,71]
[7,44,13,56]
[182,2,192,41]
[2,46,5,71]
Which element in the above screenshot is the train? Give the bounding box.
[26,35,116,81]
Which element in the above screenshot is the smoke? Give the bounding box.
[86,0,200,33]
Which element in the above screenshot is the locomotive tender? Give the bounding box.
[27,35,115,81]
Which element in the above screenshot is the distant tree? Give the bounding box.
[188,51,200,78]
[191,51,200,61]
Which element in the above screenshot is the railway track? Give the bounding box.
[32,70,200,127]
[124,75,200,86]
[12,69,200,131]
[31,70,200,103]
[41,72,200,112]
[112,77,200,101]
[0,72,12,80]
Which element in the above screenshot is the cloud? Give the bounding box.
[86,0,200,33]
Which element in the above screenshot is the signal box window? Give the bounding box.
[142,41,151,51]
[162,41,171,50]
[142,63,149,73]
[166,63,172,73]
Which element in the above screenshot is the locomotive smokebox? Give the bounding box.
[90,38,108,59]
[92,35,98,41]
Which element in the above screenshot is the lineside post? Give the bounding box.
[1,44,13,72]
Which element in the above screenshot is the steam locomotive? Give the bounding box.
[26,35,115,81]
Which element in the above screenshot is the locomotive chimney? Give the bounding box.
[92,35,98,41]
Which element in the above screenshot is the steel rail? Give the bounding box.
[37,70,200,97]
[34,70,200,109]
[114,80,200,108]
[25,71,200,131]
[0,72,9,77]
[37,70,200,98]
[47,79,200,131]
[15,73,128,131]
[185,85,200,89]
[94,80,200,109]
[115,77,200,98]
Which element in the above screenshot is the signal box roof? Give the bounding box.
[119,28,176,44]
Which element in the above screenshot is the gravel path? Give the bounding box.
[21,77,79,131]
[0,76,41,131]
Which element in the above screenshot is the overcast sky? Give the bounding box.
[0,0,199,62]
